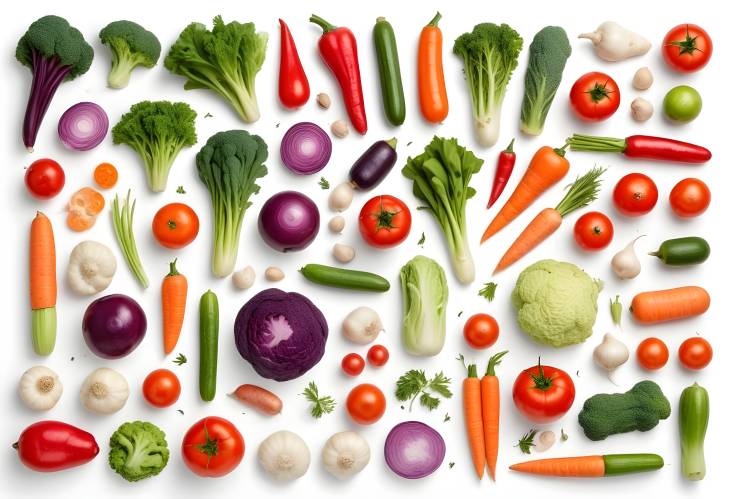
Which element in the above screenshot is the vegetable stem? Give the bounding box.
[111,191,149,288]
[427,12,442,27]
[554,167,606,217]
[310,14,337,33]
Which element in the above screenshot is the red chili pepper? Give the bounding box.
[14,421,99,472]
[310,14,367,134]
[567,134,711,164]
[278,19,310,109]
[487,138,517,209]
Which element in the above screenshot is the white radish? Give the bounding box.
[593,334,629,383]
[611,236,644,279]
[579,22,651,62]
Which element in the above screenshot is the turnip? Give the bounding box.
[579,22,651,62]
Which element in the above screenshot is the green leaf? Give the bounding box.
[172,353,187,366]
[478,282,497,302]
[318,177,330,189]
[301,381,336,419]
[516,429,538,454]
[420,392,440,411]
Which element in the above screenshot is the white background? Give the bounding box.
[2,0,726,497]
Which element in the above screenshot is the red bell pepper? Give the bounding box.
[310,14,367,134]
[487,138,517,209]
[14,420,99,472]
[278,19,310,109]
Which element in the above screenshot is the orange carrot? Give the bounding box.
[493,167,605,274]
[464,363,486,479]
[630,286,710,324]
[162,259,188,354]
[418,12,448,123]
[93,162,118,189]
[30,212,57,356]
[481,145,569,243]
[67,187,105,232]
[510,455,605,477]
[482,351,507,481]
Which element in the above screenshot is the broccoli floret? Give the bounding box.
[520,26,572,135]
[99,20,161,89]
[108,421,169,482]
[453,23,523,147]
[112,101,197,192]
[165,16,268,123]
[196,130,268,277]
[15,15,94,151]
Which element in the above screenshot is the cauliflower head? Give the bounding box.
[511,259,602,347]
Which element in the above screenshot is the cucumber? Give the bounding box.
[373,17,406,126]
[649,236,710,266]
[603,454,664,476]
[300,264,390,292]
[199,289,219,402]
[679,383,709,481]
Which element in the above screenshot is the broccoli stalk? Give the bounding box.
[453,24,523,147]
[15,15,93,151]
[112,101,197,192]
[99,20,161,89]
[196,130,268,277]
[108,421,170,482]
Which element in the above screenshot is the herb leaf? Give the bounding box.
[302,381,336,419]
[395,370,452,412]
[173,353,187,366]
[516,429,538,454]
[319,177,330,189]
[478,282,497,301]
[176,185,186,194]
[417,232,426,246]
[560,428,568,441]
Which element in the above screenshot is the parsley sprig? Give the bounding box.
[301,381,336,419]
[395,370,452,411]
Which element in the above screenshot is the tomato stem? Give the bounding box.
[529,358,554,391]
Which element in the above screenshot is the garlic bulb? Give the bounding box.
[342,307,383,344]
[594,333,629,381]
[258,430,310,481]
[232,266,255,290]
[67,241,117,295]
[19,365,63,411]
[79,367,129,415]
[322,431,370,479]
[533,431,556,452]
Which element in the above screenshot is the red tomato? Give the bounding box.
[142,369,181,408]
[678,337,713,370]
[463,313,499,349]
[636,337,669,370]
[182,416,244,477]
[613,173,658,217]
[573,211,614,251]
[358,195,412,248]
[512,363,575,423]
[662,24,713,73]
[670,178,710,218]
[25,158,65,199]
[341,353,365,376]
[366,344,389,367]
[346,383,386,425]
[569,72,620,121]
[152,203,200,249]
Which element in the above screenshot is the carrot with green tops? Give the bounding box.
[162,259,187,354]
[418,12,448,123]
[630,286,710,324]
[482,351,507,480]
[30,212,56,356]
[493,167,605,274]
[481,144,570,243]
[464,363,486,479]
[509,453,664,477]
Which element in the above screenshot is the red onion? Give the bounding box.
[258,191,320,252]
[280,122,331,175]
[384,421,445,479]
[58,102,109,151]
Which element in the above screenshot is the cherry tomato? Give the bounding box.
[25,158,65,199]
[512,362,575,423]
[142,369,181,408]
[358,195,412,248]
[463,313,499,349]
[573,211,614,251]
[662,24,713,73]
[670,178,710,218]
[678,337,713,370]
[613,173,658,217]
[367,344,389,367]
[341,353,365,376]
[636,337,669,370]
[569,72,620,121]
[152,203,200,249]
[346,383,386,425]
[182,416,244,477]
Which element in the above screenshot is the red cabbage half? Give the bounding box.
[234,288,328,381]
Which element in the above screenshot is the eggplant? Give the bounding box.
[349,138,397,190]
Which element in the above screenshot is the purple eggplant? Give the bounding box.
[348,138,397,190]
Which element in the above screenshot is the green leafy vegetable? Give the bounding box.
[417,232,426,246]
[479,282,497,301]
[400,256,449,356]
[453,24,523,147]
[196,130,268,277]
[516,429,538,454]
[402,137,483,283]
[112,191,149,288]
[395,369,453,412]
[165,16,267,123]
[172,353,187,366]
[318,177,330,189]
[519,26,571,135]
[301,381,335,419]
[99,20,161,89]
[108,421,169,482]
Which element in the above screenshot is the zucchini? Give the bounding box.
[649,237,710,266]
[679,383,709,481]
[373,17,406,126]
[603,453,664,476]
[300,264,390,292]
[199,289,219,402]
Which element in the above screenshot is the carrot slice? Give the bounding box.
[67,187,106,231]
[94,162,118,189]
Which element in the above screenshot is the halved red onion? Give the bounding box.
[280,122,332,175]
[58,102,109,151]
[384,421,445,479]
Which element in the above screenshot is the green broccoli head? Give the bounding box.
[99,20,161,89]
[112,100,197,192]
[108,421,169,482]
[196,130,268,277]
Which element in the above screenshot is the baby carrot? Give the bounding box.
[464,363,486,479]
[418,12,448,123]
[30,212,56,355]
[482,351,508,480]
[162,259,187,354]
